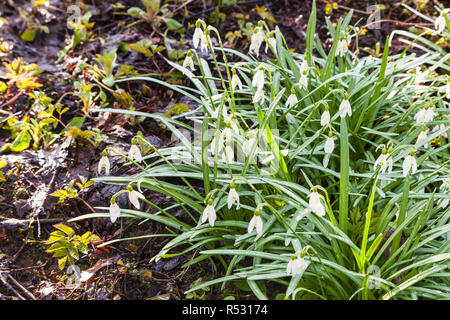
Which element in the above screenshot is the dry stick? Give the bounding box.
[360,19,434,31]
[0,272,25,300]
[0,91,24,109]
[6,274,36,300]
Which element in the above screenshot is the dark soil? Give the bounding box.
[0,0,445,300]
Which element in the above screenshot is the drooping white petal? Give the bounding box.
[109,202,121,223]
[129,144,142,163]
[308,191,326,217]
[98,155,110,175]
[182,55,195,72]
[252,88,264,104]
[265,36,277,54]
[227,187,240,209]
[324,136,334,154]
[202,204,216,226]
[129,190,145,209]
[193,27,203,49]
[403,155,417,177]
[339,99,352,118]
[321,110,330,127]
[231,73,243,91]
[242,137,256,157]
[285,93,298,109]
[374,153,387,173]
[416,130,428,148]
[252,68,265,91]
[223,144,234,163]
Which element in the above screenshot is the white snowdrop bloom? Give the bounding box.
[201,201,217,226]
[128,141,143,163]
[210,134,223,155]
[281,149,289,157]
[248,209,263,237]
[265,33,277,54]
[223,143,234,163]
[336,39,348,57]
[182,54,195,72]
[200,31,211,52]
[193,25,203,49]
[286,255,307,276]
[386,154,394,175]
[249,27,265,57]
[307,189,326,217]
[98,152,110,175]
[128,188,145,210]
[339,99,352,118]
[252,67,265,91]
[414,108,427,124]
[231,71,243,91]
[425,107,436,123]
[211,105,230,122]
[299,59,308,75]
[374,152,387,173]
[222,126,233,142]
[227,183,240,210]
[324,135,334,154]
[435,14,446,33]
[252,88,264,104]
[285,91,298,108]
[416,128,428,148]
[242,135,256,157]
[321,110,330,127]
[109,201,120,223]
[299,73,308,89]
[402,152,417,177]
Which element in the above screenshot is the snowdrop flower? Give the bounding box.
[435,13,446,33]
[285,89,298,108]
[248,208,263,237]
[286,255,307,276]
[336,39,348,57]
[416,127,428,148]
[324,132,334,154]
[211,105,230,122]
[182,52,195,72]
[242,133,257,157]
[98,150,110,175]
[265,31,277,54]
[249,26,264,57]
[222,125,233,142]
[339,98,352,118]
[128,139,143,163]
[109,200,120,223]
[299,59,308,75]
[201,200,216,226]
[127,186,145,210]
[227,182,240,210]
[298,60,309,89]
[210,133,223,155]
[402,151,417,177]
[252,88,264,104]
[252,66,265,91]
[281,149,289,157]
[223,142,234,163]
[192,22,203,49]
[231,69,242,91]
[321,108,330,127]
[307,188,326,217]
[200,31,211,53]
[374,149,387,173]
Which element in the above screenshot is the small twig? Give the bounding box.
[6,274,36,300]
[0,91,24,109]
[0,272,25,300]
[360,19,434,31]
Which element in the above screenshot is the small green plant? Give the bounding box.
[19,0,51,42]
[46,223,100,270]
[185,278,210,300]
[51,176,94,208]
[125,0,183,32]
